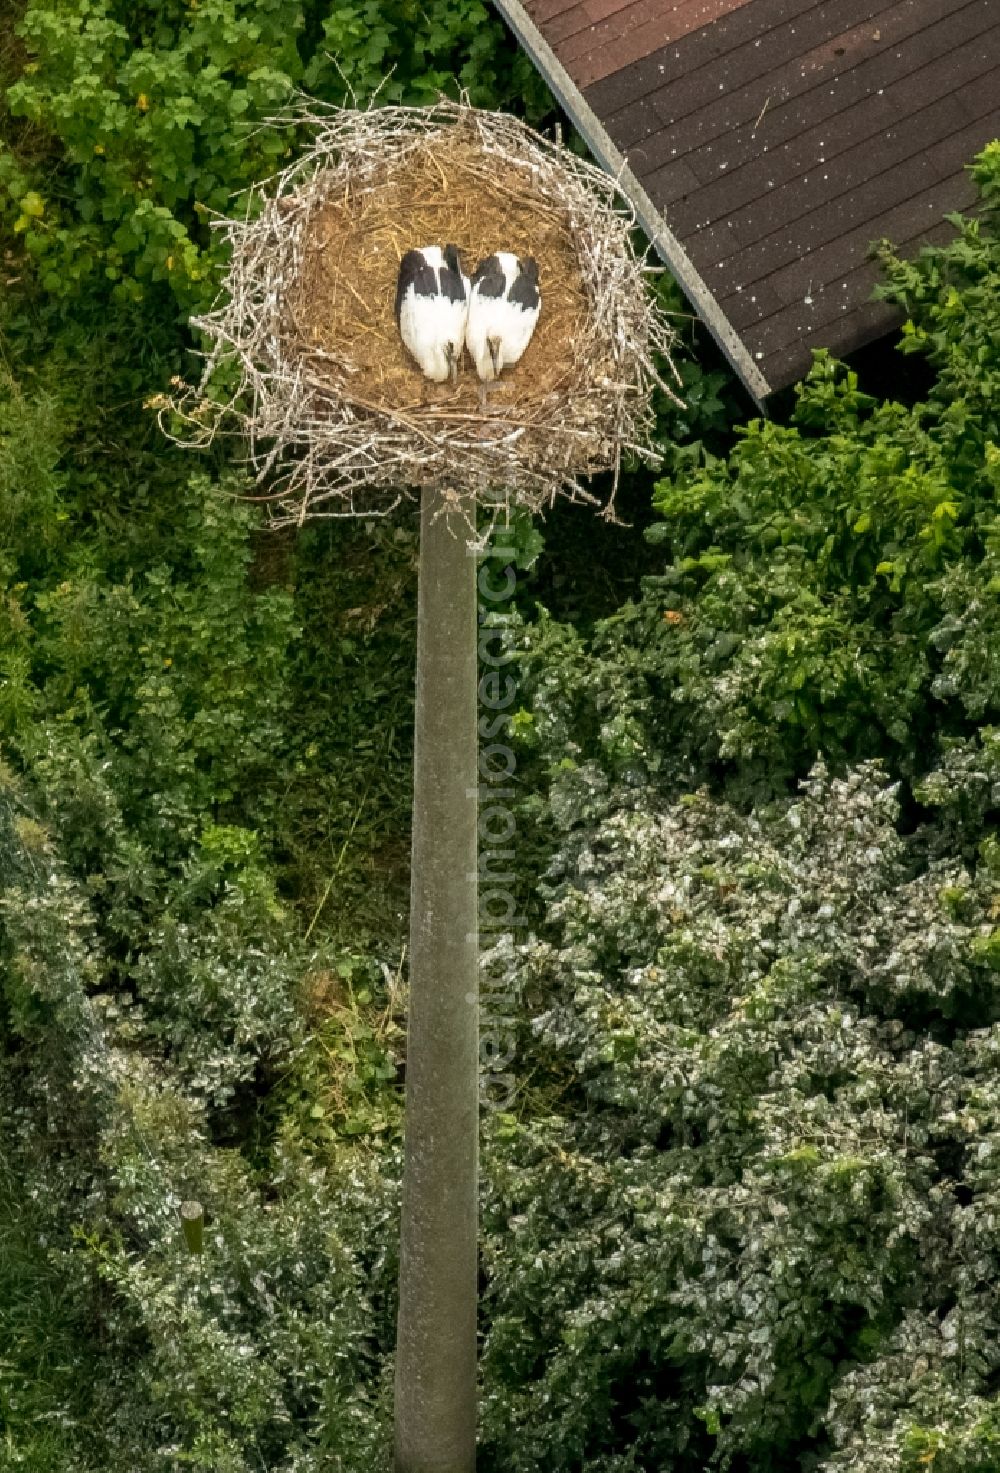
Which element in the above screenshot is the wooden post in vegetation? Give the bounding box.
[394,486,479,1473]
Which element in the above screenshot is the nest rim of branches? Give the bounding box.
[164,94,681,528]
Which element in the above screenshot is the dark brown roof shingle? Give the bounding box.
[503,0,1000,394]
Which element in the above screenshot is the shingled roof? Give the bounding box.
[491,0,1000,401]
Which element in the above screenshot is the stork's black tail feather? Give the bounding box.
[440,244,468,304]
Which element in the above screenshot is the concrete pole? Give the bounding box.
[394,485,479,1473]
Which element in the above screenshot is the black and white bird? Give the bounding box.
[466,252,541,382]
[394,244,469,383]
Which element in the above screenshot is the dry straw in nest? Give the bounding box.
[165,95,682,526]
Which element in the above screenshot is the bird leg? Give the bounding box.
[477,380,501,412]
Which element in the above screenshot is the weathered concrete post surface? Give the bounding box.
[394,485,479,1473]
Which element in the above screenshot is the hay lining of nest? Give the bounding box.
[166,96,681,525]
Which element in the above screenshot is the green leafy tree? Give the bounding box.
[1,0,549,315]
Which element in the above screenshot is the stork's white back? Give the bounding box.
[399,291,467,382]
[467,256,541,381]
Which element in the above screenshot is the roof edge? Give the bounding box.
[490,0,771,406]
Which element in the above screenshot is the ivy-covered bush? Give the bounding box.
[0,354,411,1467]
[480,758,1000,1472]
[0,768,401,1472]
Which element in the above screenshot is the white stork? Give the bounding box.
[395,244,469,383]
[466,252,541,382]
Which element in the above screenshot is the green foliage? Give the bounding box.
[1,0,550,317]
[873,142,1000,449]
[301,0,551,116]
[513,147,1000,803]
[3,0,295,305]
[279,953,405,1148]
[0,332,411,1466]
[480,760,1000,1472]
[272,515,418,946]
[22,485,297,846]
[474,143,1000,1473]
[0,766,399,1471]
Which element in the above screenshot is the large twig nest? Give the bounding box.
[165,95,681,525]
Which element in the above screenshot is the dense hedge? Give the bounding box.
[480,758,1000,1472]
